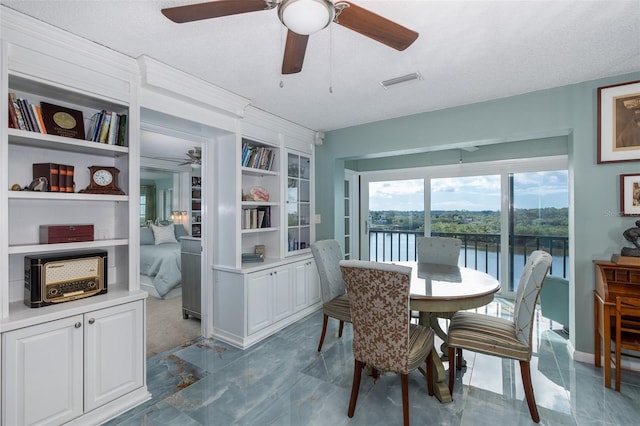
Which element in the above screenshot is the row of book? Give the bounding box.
[86,110,127,146]
[242,206,271,229]
[241,252,264,263]
[241,142,275,171]
[33,163,75,193]
[8,93,47,134]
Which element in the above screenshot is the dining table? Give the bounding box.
[395,261,501,403]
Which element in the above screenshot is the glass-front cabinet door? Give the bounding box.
[286,151,311,254]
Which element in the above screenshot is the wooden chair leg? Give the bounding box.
[448,346,456,394]
[338,320,345,338]
[519,360,540,423]
[426,350,434,396]
[456,348,463,370]
[348,359,365,418]
[615,336,622,392]
[317,314,329,352]
[401,373,410,426]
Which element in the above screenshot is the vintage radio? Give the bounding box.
[24,250,107,308]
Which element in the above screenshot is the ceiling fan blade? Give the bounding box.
[335,1,418,51]
[162,0,273,24]
[282,30,309,74]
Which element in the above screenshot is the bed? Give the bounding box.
[140,224,186,299]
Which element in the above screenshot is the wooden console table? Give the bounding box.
[593,260,640,388]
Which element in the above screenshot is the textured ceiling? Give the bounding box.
[2,0,639,133]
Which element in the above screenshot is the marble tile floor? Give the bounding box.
[106,299,640,426]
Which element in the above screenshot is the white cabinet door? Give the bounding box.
[3,315,83,426]
[306,259,321,306]
[247,271,273,334]
[291,261,308,312]
[272,266,292,322]
[84,301,144,412]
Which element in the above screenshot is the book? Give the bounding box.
[257,209,265,228]
[58,164,67,192]
[40,102,85,139]
[65,165,74,192]
[32,163,59,192]
[8,93,26,130]
[242,252,264,263]
[19,99,34,131]
[29,103,44,133]
[33,104,47,133]
[116,113,127,146]
[107,111,117,144]
[97,111,111,143]
[611,254,640,266]
[257,206,270,228]
[7,94,20,129]
[86,110,103,141]
[243,209,250,229]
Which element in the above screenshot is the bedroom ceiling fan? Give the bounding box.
[161,0,419,74]
[178,147,202,167]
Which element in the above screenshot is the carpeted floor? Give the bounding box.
[146,293,201,358]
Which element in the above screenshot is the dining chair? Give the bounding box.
[614,296,640,391]
[310,239,351,352]
[415,236,462,324]
[340,259,435,426]
[447,250,552,423]
[416,236,462,265]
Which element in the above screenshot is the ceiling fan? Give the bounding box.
[161,0,419,74]
[178,147,202,167]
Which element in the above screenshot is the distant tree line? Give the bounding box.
[369,208,568,236]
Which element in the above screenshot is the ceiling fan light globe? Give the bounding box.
[278,0,334,35]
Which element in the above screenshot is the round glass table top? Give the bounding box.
[394,261,500,301]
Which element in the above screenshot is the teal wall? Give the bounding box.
[315,71,640,357]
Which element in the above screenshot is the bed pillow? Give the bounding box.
[151,224,178,245]
[174,224,188,239]
[140,227,155,245]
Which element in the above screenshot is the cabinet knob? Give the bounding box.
[74,322,82,328]
[88,318,95,324]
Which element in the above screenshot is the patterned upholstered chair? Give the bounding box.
[447,250,552,423]
[340,260,435,426]
[310,240,351,352]
[614,296,640,392]
[416,236,462,265]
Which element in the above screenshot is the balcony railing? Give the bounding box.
[368,229,569,291]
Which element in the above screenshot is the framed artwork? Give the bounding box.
[597,80,640,164]
[620,173,640,216]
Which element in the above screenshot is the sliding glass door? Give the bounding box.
[358,157,568,297]
[360,176,424,261]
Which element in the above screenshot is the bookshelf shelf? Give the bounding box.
[241,227,278,234]
[8,191,128,202]
[8,128,129,156]
[8,239,129,255]
[241,166,279,177]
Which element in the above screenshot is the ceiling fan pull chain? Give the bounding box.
[330,22,337,93]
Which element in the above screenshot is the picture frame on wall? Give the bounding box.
[620,173,640,216]
[598,80,640,164]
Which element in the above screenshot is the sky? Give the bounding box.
[369,171,568,211]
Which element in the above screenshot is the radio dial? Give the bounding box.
[48,288,58,296]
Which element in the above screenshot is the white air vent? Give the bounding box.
[380,71,423,89]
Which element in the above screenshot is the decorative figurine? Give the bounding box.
[27,177,48,192]
[622,220,640,256]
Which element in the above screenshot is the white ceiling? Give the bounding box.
[2,0,639,134]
